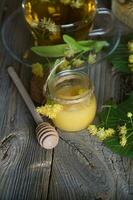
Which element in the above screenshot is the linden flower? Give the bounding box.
[88,53,96,64]
[118,124,127,147]
[72,58,84,67]
[36,104,63,119]
[40,17,59,33]
[128,55,133,64]
[128,63,133,72]
[120,135,127,147]
[87,125,98,136]
[127,112,133,118]
[128,41,133,52]
[96,127,105,140]
[104,128,115,137]
[88,126,115,140]
[118,124,127,135]
[64,48,75,58]
[96,127,115,140]
[32,63,44,78]
[71,0,84,8]
[58,59,71,71]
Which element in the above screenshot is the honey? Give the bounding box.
[48,71,97,132]
[22,0,96,45]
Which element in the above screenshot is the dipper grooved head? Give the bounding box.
[36,122,59,149]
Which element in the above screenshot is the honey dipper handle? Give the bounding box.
[8,66,43,124]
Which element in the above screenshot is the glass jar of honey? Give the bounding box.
[47,70,97,132]
[22,0,96,45]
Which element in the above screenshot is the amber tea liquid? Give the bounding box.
[23,0,96,45]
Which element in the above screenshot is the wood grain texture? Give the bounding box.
[0,50,53,200]
[0,0,133,200]
[48,133,115,200]
[0,0,53,199]
[0,0,7,24]
[49,131,133,200]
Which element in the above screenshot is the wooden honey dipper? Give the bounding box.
[7,66,59,149]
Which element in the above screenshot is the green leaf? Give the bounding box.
[63,34,85,51]
[99,92,133,157]
[31,44,68,57]
[31,34,109,58]
[93,41,109,53]
[78,40,109,52]
[108,35,133,73]
[104,134,133,158]
[63,35,109,52]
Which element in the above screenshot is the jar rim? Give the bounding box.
[47,70,94,104]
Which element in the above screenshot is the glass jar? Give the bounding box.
[22,0,96,45]
[47,71,97,132]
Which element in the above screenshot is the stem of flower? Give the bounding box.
[126,131,133,139]
[130,117,133,128]
[105,106,111,128]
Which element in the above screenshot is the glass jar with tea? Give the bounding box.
[22,0,97,45]
[46,70,97,132]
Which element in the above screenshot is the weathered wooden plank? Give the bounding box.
[0,1,53,199]
[0,0,20,26]
[0,53,53,200]
[0,0,7,25]
[0,47,53,200]
[0,0,132,200]
[48,133,115,200]
[48,130,133,200]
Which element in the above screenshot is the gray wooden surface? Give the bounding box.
[0,0,133,200]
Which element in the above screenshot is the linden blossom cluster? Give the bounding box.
[128,40,133,72]
[30,15,60,34]
[88,112,133,147]
[32,63,44,77]
[36,103,63,119]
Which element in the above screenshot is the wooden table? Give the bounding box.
[0,0,132,199]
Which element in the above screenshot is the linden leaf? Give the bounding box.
[98,92,133,157]
[63,34,85,51]
[108,34,133,73]
[31,34,109,58]
[31,44,67,57]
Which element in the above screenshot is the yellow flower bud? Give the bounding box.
[32,63,44,77]
[128,41,133,52]
[127,112,132,118]
[87,125,98,136]
[120,135,127,147]
[128,55,133,64]
[118,125,127,135]
[104,128,115,137]
[36,103,63,119]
